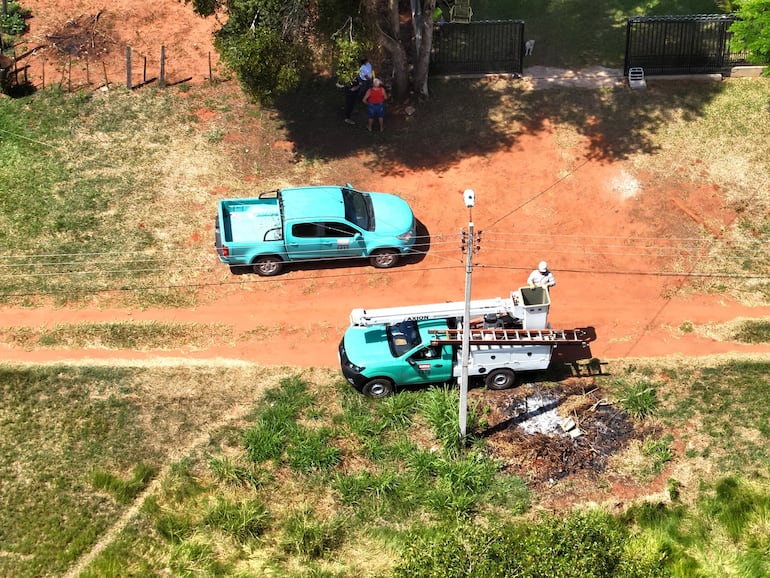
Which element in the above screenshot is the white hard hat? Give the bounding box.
[538,261,548,273]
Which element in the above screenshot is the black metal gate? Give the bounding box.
[624,14,749,75]
[430,20,525,76]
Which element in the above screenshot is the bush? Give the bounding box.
[0,2,30,37]
[393,511,667,578]
[615,379,659,419]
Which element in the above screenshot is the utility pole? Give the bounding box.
[459,189,475,440]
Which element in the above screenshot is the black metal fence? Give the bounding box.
[624,14,750,76]
[430,20,525,76]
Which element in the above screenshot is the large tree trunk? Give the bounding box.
[411,0,436,98]
[367,0,434,101]
[378,0,409,101]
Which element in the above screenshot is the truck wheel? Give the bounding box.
[485,368,516,391]
[252,256,283,276]
[370,249,399,269]
[362,378,394,398]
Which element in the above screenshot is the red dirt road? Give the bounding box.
[3,131,770,368]
[6,1,770,369]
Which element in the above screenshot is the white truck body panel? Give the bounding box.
[452,344,554,378]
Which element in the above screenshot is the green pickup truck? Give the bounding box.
[215,185,416,276]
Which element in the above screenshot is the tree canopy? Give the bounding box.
[730,0,770,67]
[184,0,436,102]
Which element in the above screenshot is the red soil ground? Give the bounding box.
[5,0,770,368]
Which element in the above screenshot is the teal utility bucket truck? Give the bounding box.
[339,287,590,398]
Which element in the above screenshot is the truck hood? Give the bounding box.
[369,192,415,235]
[343,326,395,367]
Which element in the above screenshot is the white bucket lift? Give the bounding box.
[513,286,550,329]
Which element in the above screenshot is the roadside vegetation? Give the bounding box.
[1,361,770,576]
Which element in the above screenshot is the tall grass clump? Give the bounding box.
[287,426,341,472]
[613,378,659,419]
[279,506,345,559]
[91,462,158,504]
[244,376,313,463]
[419,386,483,454]
[203,497,270,542]
[208,456,263,488]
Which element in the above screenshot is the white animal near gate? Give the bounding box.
[525,39,535,56]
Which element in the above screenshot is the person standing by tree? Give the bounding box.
[344,57,373,125]
[362,78,387,132]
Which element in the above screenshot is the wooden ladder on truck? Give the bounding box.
[428,327,589,346]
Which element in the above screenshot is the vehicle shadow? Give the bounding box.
[228,219,430,276]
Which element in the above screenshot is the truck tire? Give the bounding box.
[252,256,283,276]
[370,249,399,269]
[362,378,395,398]
[485,368,516,391]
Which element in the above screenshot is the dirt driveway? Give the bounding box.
[5,0,770,369]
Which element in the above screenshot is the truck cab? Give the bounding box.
[339,318,455,398]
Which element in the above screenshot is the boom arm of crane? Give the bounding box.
[349,296,514,326]
[349,287,551,329]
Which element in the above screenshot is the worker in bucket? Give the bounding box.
[527,261,556,289]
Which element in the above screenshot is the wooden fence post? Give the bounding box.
[143,56,147,84]
[159,45,166,88]
[126,46,132,89]
[41,55,45,89]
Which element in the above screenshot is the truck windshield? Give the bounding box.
[342,188,373,231]
[386,320,422,357]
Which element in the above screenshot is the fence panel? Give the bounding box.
[430,20,525,76]
[624,14,750,75]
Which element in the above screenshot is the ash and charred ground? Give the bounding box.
[475,376,644,490]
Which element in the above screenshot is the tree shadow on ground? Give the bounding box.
[271,75,726,173]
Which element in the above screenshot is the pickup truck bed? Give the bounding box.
[221,199,282,243]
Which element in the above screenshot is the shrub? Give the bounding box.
[615,379,659,419]
[393,511,666,577]
[203,497,270,542]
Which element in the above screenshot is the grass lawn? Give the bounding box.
[2,360,770,576]
[463,0,726,67]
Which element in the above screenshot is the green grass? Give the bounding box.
[91,463,158,504]
[470,0,725,68]
[613,360,770,474]
[4,361,770,576]
[0,321,233,350]
[0,87,230,307]
[0,362,281,577]
[731,320,770,343]
[624,476,770,577]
